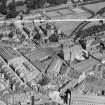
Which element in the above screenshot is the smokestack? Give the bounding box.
[31,96,34,105]
[69,52,72,67]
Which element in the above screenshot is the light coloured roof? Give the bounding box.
[29,58,53,73]
[0,47,20,62]
[25,47,56,61]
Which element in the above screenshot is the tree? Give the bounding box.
[6,0,20,18]
[37,0,47,8]
[33,32,41,40]
[38,75,50,86]
[47,0,67,5]
[99,20,104,25]
[0,34,3,40]
[55,0,67,5]
[8,31,14,38]
[7,0,16,11]
[0,0,7,15]
[49,34,58,42]
[26,0,38,9]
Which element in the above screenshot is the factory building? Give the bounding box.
[1,65,23,85]
[20,47,55,61]
[47,55,63,79]
[63,44,85,62]
[0,47,21,64]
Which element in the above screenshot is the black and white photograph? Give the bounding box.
[0,0,105,105]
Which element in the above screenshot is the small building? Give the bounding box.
[47,55,63,79]
[86,39,100,54]
[63,44,84,62]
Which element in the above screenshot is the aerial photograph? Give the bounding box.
[0,0,105,105]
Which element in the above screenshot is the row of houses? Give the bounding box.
[0,57,24,90]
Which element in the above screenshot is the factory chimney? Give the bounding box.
[31,96,34,105]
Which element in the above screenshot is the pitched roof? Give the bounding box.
[25,47,56,61]
[0,47,20,63]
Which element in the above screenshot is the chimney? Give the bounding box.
[31,96,34,105]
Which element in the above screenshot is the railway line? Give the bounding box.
[71,6,105,41]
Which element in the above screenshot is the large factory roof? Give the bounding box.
[0,47,21,63]
[21,47,56,61]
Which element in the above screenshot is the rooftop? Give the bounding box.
[23,47,56,61]
[0,47,21,63]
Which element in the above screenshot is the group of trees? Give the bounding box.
[0,0,68,18]
[25,0,47,9]
[71,0,101,4]
[24,0,68,10]
[76,23,105,40]
[0,0,20,18]
[0,0,7,15]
